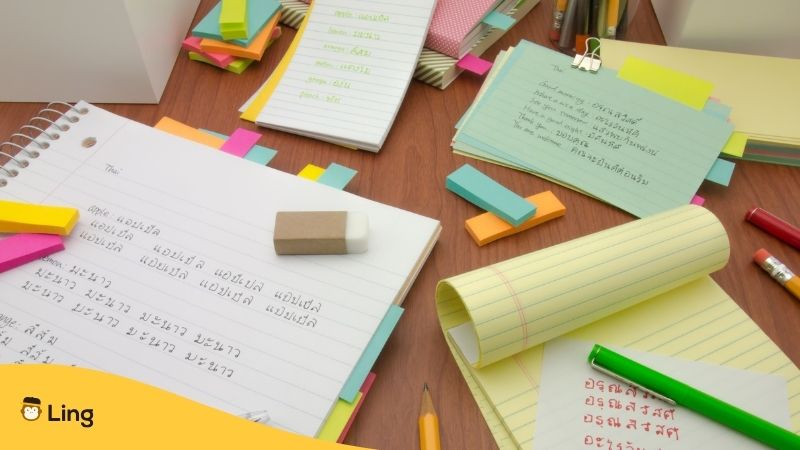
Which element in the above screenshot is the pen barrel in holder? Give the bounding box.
[591,345,800,449]
[436,204,730,368]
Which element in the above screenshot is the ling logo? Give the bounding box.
[20,396,94,428]
[21,397,42,421]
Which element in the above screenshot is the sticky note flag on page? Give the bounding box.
[0,200,79,235]
[0,234,65,273]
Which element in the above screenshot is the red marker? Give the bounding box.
[745,207,800,250]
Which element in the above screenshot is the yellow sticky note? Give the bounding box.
[0,200,79,235]
[618,56,714,110]
[721,131,748,158]
[465,191,565,246]
[188,52,254,75]
[202,12,280,60]
[317,392,362,441]
[154,117,225,149]
[297,164,325,181]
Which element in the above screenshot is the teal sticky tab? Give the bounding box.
[192,0,280,47]
[244,145,277,165]
[703,100,732,121]
[482,11,515,30]
[446,164,536,226]
[339,305,403,402]
[705,158,735,186]
[200,129,277,165]
[317,163,357,190]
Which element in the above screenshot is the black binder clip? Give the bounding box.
[571,37,601,73]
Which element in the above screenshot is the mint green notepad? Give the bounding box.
[454,40,733,218]
[193,0,279,47]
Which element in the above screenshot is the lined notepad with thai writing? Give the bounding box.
[254,0,437,151]
[0,102,440,437]
[436,205,800,449]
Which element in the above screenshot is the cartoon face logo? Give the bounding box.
[21,397,42,421]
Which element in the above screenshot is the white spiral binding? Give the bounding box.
[0,102,89,187]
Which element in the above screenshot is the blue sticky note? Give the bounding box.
[192,0,280,47]
[446,164,536,226]
[317,163,357,190]
[200,129,277,165]
[703,100,732,121]
[482,11,515,30]
[705,158,735,186]
[339,305,403,402]
[244,145,277,165]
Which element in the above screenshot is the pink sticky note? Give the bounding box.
[457,54,493,76]
[220,128,263,157]
[182,36,234,68]
[691,195,706,206]
[337,372,377,443]
[0,234,65,273]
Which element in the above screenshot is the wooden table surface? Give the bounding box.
[2,1,799,449]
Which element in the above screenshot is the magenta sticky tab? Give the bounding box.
[220,128,263,157]
[691,195,706,206]
[0,234,65,273]
[457,54,493,76]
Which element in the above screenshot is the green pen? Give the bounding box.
[588,344,800,449]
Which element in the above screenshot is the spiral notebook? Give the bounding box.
[436,205,800,449]
[0,102,440,437]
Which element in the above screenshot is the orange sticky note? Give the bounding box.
[155,117,225,149]
[200,13,281,60]
[465,191,566,246]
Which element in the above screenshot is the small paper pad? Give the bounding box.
[219,0,248,40]
[446,164,536,227]
[0,200,79,235]
[0,234,65,273]
[192,0,280,47]
[181,36,234,68]
[200,13,281,60]
[465,191,566,246]
[188,52,254,74]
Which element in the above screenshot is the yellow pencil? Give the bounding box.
[418,383,441,450]
[606,0,620,38]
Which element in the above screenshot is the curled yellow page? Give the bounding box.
[437,205,728,368]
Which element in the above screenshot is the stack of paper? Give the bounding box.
[276,0,540,89]
[600,39,800,167]
[242,0,438,151]
[184,0,282,74]
[452,40,734,217]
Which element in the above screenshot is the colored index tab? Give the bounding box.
[691,195,706,206]
[721,132,748,158]
[317,163,357,190]
[618,56,714,111]
[465,191,566,246]
[0,234,65,273]
[482,11,515,30]
[0,200,79,235]
[703,98,732,121]
[457,54,493,76]
[337,372,376,443]
[220,128,262,157]
[705,158,736,186]
[219,0,248,40]
[446,164,536,227]
[297,164,325,181]
[155,117,225,149]
[244,145,277,165]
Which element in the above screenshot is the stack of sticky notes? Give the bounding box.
[184,0,282,74]
[0,200,79,273]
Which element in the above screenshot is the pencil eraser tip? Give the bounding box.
[753,248,770,265]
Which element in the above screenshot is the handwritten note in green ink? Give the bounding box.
[454,40,733,218]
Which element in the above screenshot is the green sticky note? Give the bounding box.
[618,56,714,110]
[482,11,515,30]
[219,0,248,40]
[192,0,279,47]
[454,40,733,218]
[704,158,735,186]
[446,164,536,227]
[189,52,253,74]
[720,132,748,158]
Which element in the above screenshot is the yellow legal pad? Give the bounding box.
[0,200,79,235]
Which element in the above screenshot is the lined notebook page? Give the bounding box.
[255,0,436,151]
[435,206,800,449]
[0,102,440,436]
[453,41,734,217]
